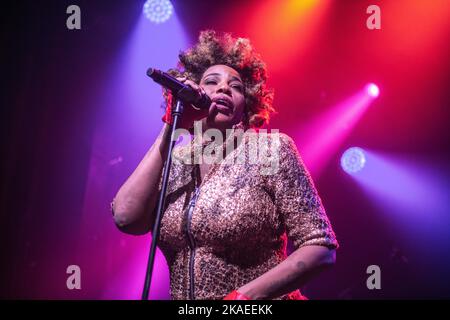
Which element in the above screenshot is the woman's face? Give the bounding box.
[199,64,246,132]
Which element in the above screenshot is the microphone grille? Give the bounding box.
[146,68,155,77]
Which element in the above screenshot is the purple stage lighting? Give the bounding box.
[341,147,366,174]
[143,0,173,24]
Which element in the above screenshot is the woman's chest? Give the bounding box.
[159,163,282,251]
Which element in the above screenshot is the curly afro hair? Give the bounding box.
[165,30,276,129]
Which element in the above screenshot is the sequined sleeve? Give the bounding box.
[156,160,180,196]
[267,133,339,250]
[156,145,193,196]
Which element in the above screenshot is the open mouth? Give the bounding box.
[212,97,233,114]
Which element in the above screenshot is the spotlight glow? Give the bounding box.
[341,147,366,174]
[143,0,173,24]
[366,83,380,98]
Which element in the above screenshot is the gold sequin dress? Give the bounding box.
[156,122,338,300]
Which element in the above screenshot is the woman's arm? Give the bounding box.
[236,133,338,299]
[112,123,171,235]
[237,245,336,300]
[112,76,209,235]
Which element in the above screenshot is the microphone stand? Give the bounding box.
[141,98,185,300]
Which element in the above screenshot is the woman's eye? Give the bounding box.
[205,81,217,85]
[232,85,243,92]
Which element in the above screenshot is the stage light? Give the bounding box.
[143,0,173,24]
[341,147,366,174]
[366,83,379,98]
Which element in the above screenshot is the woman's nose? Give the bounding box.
[216,82,232,95]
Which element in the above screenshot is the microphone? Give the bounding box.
[147,68,211,110]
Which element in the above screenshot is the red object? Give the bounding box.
[223,290,251,300]
[162,90,174,125]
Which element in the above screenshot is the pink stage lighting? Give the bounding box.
[366,83,380,98]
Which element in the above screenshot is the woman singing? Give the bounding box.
[111,30,338,300]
